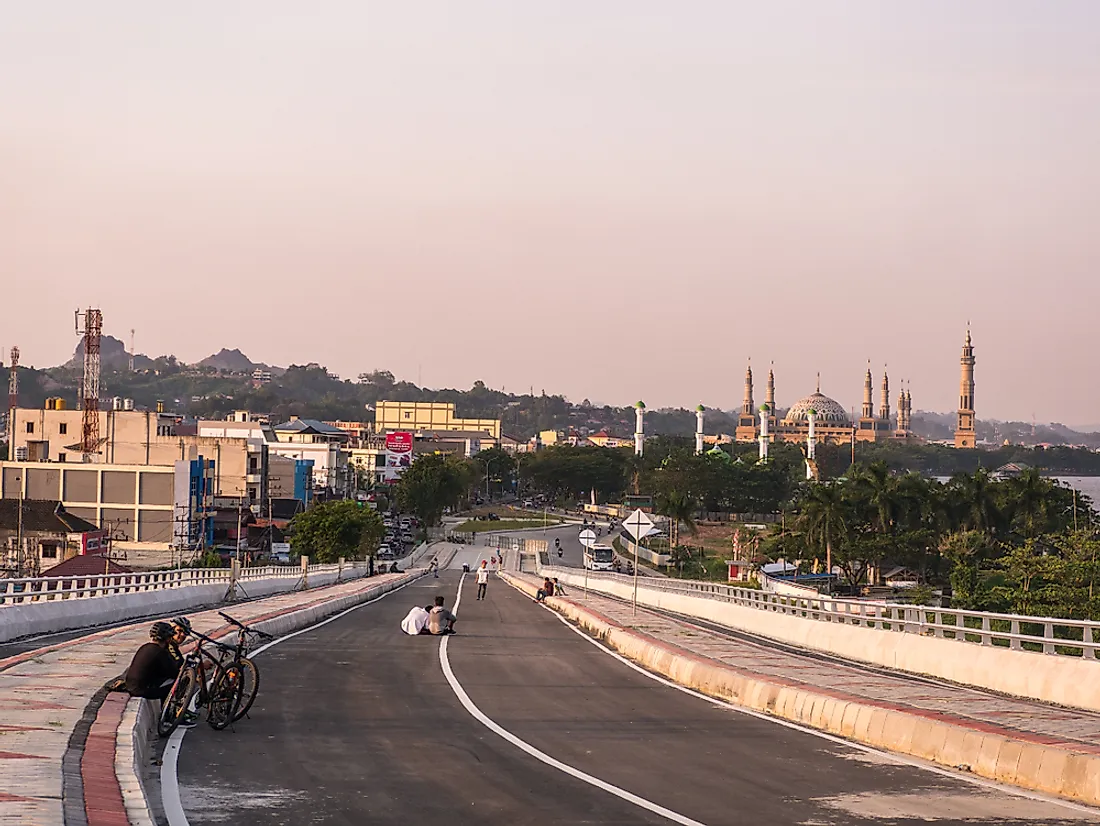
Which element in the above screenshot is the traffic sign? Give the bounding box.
[578,529,597,549]
[623,509,656,543]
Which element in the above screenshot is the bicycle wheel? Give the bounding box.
[158,668,196,737]
[231,657,260,722]
[206,665,244,731]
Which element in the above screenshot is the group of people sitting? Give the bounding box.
[535,577,564,602]
[400,596,458,636]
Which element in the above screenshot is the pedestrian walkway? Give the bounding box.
[560,585,1100,756]
[0,569,415,826]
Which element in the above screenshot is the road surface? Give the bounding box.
[169,561,1096,825]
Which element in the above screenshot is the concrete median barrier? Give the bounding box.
[501,571,1100,808]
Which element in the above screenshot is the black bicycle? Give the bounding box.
[216,612,275,722]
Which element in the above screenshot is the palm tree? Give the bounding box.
[656,490,699,549]
[851,461,898,534]
[800,483,848,576]
[949,469,1001,535]
[1005,467,1052,538]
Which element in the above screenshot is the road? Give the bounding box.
[170,558,1096,825]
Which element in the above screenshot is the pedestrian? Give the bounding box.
[475,560,489,601]
[431,558,439,578]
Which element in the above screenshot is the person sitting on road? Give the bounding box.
[428,596,457,635]
[552,577,566,597]
[168,616,192,666]
[535,577,555,602]
[125,622,181,701]
[400,604,431,635]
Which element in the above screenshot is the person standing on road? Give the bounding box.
[475,560,489,600]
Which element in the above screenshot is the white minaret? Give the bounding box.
[695,404,705,455]
[758,403,770,462]
[806,408,817,480]
[634,401,645,457]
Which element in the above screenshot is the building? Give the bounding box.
[9,406,266,503]
[587,431,629,448]
[955,328,977,448]
[375,401,501,440]
[733,366,913,447]
[270,418,350,494]
[0,499,106,577]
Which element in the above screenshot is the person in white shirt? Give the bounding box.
[475,560,489,600]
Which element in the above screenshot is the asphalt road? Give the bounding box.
[172,565,1096,826]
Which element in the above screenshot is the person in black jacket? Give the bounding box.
[125,622,181,701]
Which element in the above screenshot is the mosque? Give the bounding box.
[733,363,912,446]
[732,329,976,449]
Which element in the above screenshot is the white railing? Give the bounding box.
[538,565,1100,660]
[0,561,369,604]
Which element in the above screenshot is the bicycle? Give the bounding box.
[157,631,243,736]
[216,611,275,722]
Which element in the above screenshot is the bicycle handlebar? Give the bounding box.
[218,611,276,641]
[191,629,235,654]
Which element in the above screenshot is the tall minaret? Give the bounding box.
[897,381,906,433]
[905,384,912,431]
[861,363,874,419]
[879,367,890,422]
[694,405,705,455]
[742,362,754,416]
[766,363,775,411]
[955,327,976,448]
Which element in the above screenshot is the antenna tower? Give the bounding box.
[7,346,19,412]
[129,328,135,373]
[75,308,103,460]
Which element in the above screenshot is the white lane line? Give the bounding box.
[500,578,1100,818]
[439,574,708,826]
[161,577,423,826]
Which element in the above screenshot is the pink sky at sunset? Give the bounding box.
[3,3,1099,423]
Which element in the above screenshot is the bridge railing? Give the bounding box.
[538,564,1100,660]
[0,560,368,605]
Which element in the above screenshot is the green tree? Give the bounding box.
[472,447,516,500]
[289,500,384,563]
[396,453,471,531]
[655,490,699,549]
[800,483,848,575]
[939,530,995,608]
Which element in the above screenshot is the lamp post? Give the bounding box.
[15,473,24,576]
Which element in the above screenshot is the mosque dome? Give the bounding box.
[782,392,849,425]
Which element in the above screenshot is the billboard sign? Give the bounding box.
[384,432,414,483]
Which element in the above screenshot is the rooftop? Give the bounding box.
[0,500,99,534]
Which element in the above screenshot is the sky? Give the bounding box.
[3,3,1099,425]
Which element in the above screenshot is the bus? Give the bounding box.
[583,543,615,571]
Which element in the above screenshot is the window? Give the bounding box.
[249,457,259,473]
[40,545,58,559]
[58,453,66,463]
[25,422,34,434]
[59,423,67,435]
[404,412,411,419]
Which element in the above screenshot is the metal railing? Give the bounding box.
[538,565,1100,660]
[0,560,369,604]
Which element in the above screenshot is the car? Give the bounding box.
[523,499,535,509]
[486,512,500,521]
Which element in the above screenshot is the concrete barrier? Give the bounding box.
[501,571,1100,807]
[0,566,377,644]
[543,568,1100,713]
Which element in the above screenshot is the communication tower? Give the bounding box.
[7,346,18,412]
[129,329,135,373]
[75,308,104,460]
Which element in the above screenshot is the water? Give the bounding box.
[1052,476,1100,505]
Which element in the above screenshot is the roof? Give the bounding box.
[273,419,346,435]
[783,391,850,425]
[41,554,131,577]
[0,500,99,534]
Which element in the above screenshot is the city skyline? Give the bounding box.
[4,4,1099,423]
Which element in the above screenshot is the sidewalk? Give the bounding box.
[0,568,418,826]
[502,571,1100,806]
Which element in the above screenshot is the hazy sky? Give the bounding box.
[4,3,1099,424]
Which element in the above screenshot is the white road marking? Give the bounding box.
[499,577,1100,818]
[440,574,709,826]
[161,577,421,826]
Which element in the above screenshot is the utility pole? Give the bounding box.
[16,474,25,578]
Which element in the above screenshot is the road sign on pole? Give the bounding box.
[622,509,655,614]
[578,529,597,548]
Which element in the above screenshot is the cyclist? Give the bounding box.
[125,622,180,701]
[168,616,192,666]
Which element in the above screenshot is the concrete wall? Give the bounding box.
[545,568,1100,713]
[0,565,374,643]
[618,536,671,566]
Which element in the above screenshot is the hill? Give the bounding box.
[197,348,259,373]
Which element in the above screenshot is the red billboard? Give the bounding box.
[384,432,414,482]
